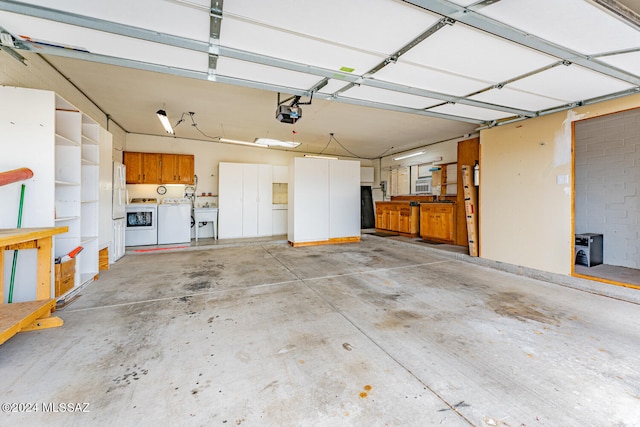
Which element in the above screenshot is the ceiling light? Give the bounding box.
[156,109,174,134]
[219,138,266,148]
[255,138,300,148]
[304,154,338,160]
[393,151,425,161]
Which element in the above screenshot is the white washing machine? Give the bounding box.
[158,198,192,244]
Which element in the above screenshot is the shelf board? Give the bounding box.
[55,133,80,146]
[81,236,98,244]
[55,216,80,222]
[82,135,98,145]
[55,180,80,186]
[81,199,98,204]
[81,158,98,166]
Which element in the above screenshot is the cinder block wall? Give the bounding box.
[575,108,640,268]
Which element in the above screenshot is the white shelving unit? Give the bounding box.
[79,116,100,285]
[0,86,105,300]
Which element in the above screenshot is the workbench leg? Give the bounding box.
[35,237,52,300]
[21,316,64,332]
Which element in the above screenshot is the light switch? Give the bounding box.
[556,174,569,185]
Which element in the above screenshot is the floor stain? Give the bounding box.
[487,291,559,325]
[342,342,353,351]
[375,309,423,329]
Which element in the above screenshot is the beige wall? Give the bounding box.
[0,51,126,160]
[480,93,640,275]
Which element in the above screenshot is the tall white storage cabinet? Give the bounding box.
[288,158,360,245]
[0,86,107,301]
[218,162,273,239]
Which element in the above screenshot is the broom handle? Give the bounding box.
[8,184,26,304]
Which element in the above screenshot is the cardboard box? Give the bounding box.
[55,258,75,297]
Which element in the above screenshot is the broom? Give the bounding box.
[8,184,26,304]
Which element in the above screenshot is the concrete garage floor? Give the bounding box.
[1,235,639,426]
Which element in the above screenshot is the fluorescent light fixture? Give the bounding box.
[393,151,425,161]
[156,109,174,134]
[255,138,301,148]
[219,138,266,148]
[304,154,338,160]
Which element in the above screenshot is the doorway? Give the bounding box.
[573,108,640,289]
[361,186,375,229]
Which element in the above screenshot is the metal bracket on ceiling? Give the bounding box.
[0,27,26,65]
[210,0,223,41]
[208,53,218,72]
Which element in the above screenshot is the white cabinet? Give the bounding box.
[218,162,273,239]
[273,165,288,183]
[0,86,108,300]
[111,218,126,263]
[288,158,360,245]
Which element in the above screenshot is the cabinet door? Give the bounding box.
[161,153,178,183]
[257,164,273,236]
[242,164,259,237]
[218,162,244,238]
[177,154,194,184]
[375,206,387,229]
[142,153,161,184]
[389,209,400,231]
[398,210,410,233]
[124,152,142,183]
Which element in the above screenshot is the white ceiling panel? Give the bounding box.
[219,17,385,75]
[340,85,441,109]
[318,79,352,95]
[0,12,208,71]
[428,103,513,121]
[13,0,211,41]
[509,64,636,102]
[223,0,442,55]
[447,0,477,6]
[216,57,324,90]
[478,0,640,55]
[469,87,567,112]
[401,22,558,83]
[373,61,490,96]
[599,51,640,77]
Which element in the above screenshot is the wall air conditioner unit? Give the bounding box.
[415,177,432,194]
[276,105,302,124]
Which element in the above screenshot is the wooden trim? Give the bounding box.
[289,236,360,247]
[572,273,640,291]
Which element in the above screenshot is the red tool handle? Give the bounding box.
[0,168,34,187]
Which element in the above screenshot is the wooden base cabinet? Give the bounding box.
[375,202,419,237]
[419,203,456,244]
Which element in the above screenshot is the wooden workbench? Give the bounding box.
[0,227,68,345]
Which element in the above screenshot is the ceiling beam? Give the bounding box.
[0,0,210,52]
[403,0,640,86]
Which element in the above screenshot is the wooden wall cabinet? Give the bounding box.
[375,202,419,237]
[124,151,193,184]
[420,203,456,244]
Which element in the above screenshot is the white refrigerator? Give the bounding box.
[111,161,126,262]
